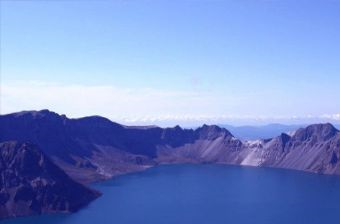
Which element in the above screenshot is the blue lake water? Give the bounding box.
[3,164,340,224]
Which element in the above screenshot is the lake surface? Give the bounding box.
[3,164,340,224]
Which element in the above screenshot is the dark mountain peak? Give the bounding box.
[293,123,338,141]
[174,125,182,130]
[160,125,195,147]
[162,125,183,132]
[0,141,100,219]
[38,109,53,114]
[200,124,220,130]
[198,124,232,134]
[8,109,64,122]
[75,115,122,128]
[268,133,291,151]
[196,124,233,140]
[280,132,291,140]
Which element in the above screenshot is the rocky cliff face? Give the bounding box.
[0,141,100,220]
[156,124,243,163]
[0,110,157,183]
[248,123,340,174]
[0,110,241,183]
[159,123,340,175]
[1,110,340,184]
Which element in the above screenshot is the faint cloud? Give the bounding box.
[320,114,340,121]
[2,81,340,126]
[1,81,218,121]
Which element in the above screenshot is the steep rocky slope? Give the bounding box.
[1,110,340,184]
[0,110,157,183]
[0,110,241,183]
[0,141,100,220]
[241,123,340,174]
[158,123,340,175]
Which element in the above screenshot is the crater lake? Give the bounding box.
[3,164,340,224]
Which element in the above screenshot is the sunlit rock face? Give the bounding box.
[1,111,340,220]
[158,123,340,176]
[1,110,340,185]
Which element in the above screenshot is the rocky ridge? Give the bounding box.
[1,110,340,183]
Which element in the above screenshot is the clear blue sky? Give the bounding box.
[1,0,340,126]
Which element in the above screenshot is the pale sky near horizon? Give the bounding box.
[1,0,340,126]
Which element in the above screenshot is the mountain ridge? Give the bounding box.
[1,110,340,184]
[1,110,340,219]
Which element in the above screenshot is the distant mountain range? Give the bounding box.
[219,124,305,140]
[1,110,340,219]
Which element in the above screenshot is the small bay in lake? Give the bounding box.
[3,164,340,224]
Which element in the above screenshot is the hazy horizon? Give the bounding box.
[1,0,339,126]
[3,109,340,129]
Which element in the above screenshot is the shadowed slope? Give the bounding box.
[1,110,340,183]
[0,141,100,220]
